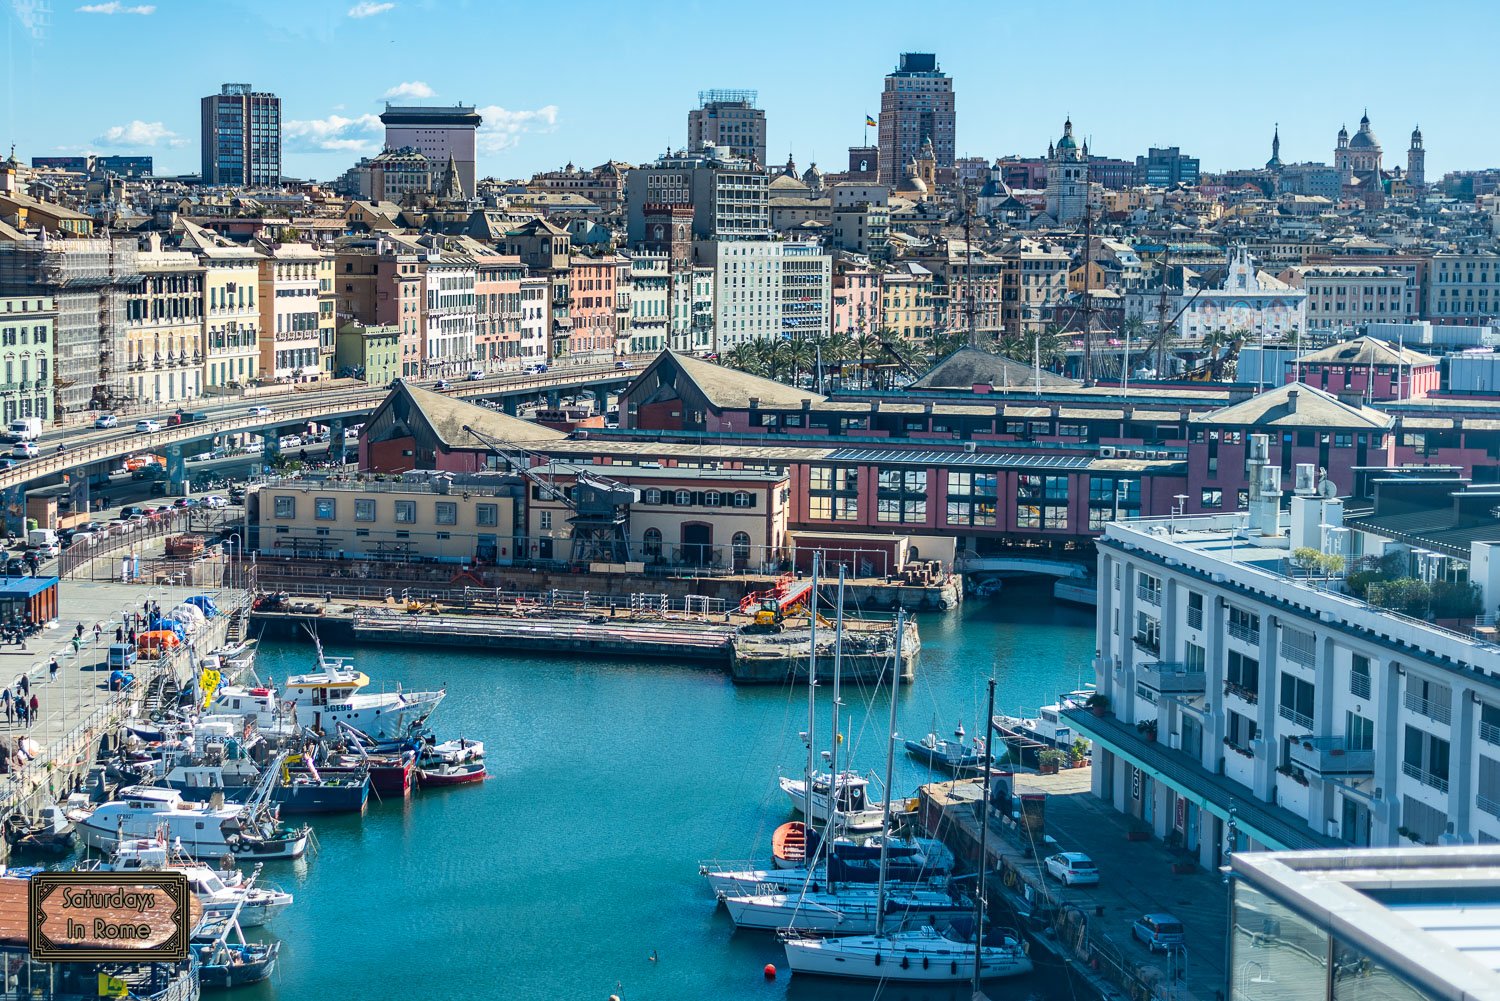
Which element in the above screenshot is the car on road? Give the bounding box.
[615,360,629,368]
[523,364,548,374]
[135,419,162,433]
[187,451,214,463]
[1044,852,1100,886]
[203,495,228,510]
[1132,913,1186,953]
[66,530,95,547]
[77,521,105,535]
[27,541,59,559]
[120,506,146,519]
[466,369,486,381]
[94,414,119,429]
[247,406,273,417]
[9,442,37,459]
[434,379,451,390]
[173,497,199,509]
[2,558,23,577]
[107,518,134,535]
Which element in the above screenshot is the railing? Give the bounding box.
[1132,632,1160,656]
[58,511,197,578]
[1481,721,1500,747]
[1137,661,1206,694]
[1224,680,1259,705]
[1402,761,1450,793]
[1186,606,1203,630]
[1288,735,1375,776]
[1404,691,1452,725]
[1349,673,1371,700]
[1479,794,1500,819]
[1135,583,1161,605]
[1228,621,1260,645]
[1277,705,1314,730]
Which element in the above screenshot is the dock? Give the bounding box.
[921,771,1227,1001]
[250,588,920,683]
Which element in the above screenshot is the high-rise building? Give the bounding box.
[200,83,281,186]
[1135,146,1200,187]
[624,146,769,244]
[877,52,955,184]
[379,104,482,198]
[688,90,766,165]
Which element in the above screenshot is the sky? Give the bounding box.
[3,0,1497,183]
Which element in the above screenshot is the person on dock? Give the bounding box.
[27,694,37,725]
[115,625,123,643]
[47,658,57,683]
[1,689,10,724]
[93,622,102,645]
[17,675,28,697]
[73,623,83,642]
[14,698,26,726]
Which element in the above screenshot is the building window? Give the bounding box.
[675,490,692,506]
[273,496,295,519]
[1278,673,1315,730]
[355,499,375,522]
[1226,651,1260,701]
[732,491,752,508]
[435,502,457,526]
[394,501,416,524]
[643,527,662,558]
[644,488,662,504]
[1017,474,1068,530]
[1088,476,1139,530]
[945,470,998,526]
[476,504,498,527]
[731,531,751,564]
[704,490,721,507]
[540,511,552,530]
[1280,626,1316,667]
[1200,488,1223,509]
[1345,711,1374,751]
[314,497,336,521]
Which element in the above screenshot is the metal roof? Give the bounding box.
[825,447,1093,470]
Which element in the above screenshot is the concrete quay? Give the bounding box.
[921,772,1228,1001]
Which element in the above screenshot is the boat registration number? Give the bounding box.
[325,704,353,712]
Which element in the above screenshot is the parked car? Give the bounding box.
[247,406,273,417]
[135,419,162,433]
[10,442,37,459]
[1133,913,1186,953]
[27,542,59,559]
[2,558,23,577]
[615,360,629,368]
[94,414,119,429]
[1044,852,1100,886]
[203,495,228,510]
[78,521,105,535]
[67,530,95,547]
[107,518,133,535]
[120,506,145,518]
[523,364,548,374]
[187,451,214,463]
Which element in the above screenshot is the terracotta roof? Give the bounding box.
[1191,382,1392,430]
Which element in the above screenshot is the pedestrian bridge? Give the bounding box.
[954,555,1090,579]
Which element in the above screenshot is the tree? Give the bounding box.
[850,332,879,390]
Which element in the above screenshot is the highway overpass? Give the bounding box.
[1,361,644,530]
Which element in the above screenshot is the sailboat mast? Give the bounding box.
[874,609,904,938]
[806,554,821,817]
[829,566,847,836]
[973,676,997,992]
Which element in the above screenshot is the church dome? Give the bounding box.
[1350,114,1380,149]
[1056,118,1078,150]
[801,162,824,189]
[896,161,928,195]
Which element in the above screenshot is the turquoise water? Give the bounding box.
[235,582,1096,1001]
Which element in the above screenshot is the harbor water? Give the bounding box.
[233,582,1096,1001]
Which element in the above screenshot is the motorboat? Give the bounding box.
[192,911,279,988]
[994,689,1094,762]
[702,838,955,897]
[779,772,887,832]
[721,886,970,934]
[69,785,309,860]
[783,924,1032,982]
[904,723,990,772]
[421,737,483,765]
[275,765,371,814]
[80,838,293,929]
[772,821,812,870]
[417,761,486,787]
[3,804,74,855]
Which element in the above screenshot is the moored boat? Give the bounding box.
[903,722,989,771]
[417,761,486,787]
[771,821,813,870]
[783,924,1032,982]
[193,910,279,988]
[3,805,74,856]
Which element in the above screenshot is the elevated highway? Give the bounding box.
[1,361,645,528]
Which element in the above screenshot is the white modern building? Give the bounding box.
[1071,439,1500,875]
[702,239,783,350]
[422,253,477,377]
[518,275,549,362]
[780,240,831,341]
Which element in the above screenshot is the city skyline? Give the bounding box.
[2,0,1496,182]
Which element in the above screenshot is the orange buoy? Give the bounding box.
[763,964,777,979]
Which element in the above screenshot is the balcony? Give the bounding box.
[1288,736,1374,778]
[1401,761,1450,793]
[1137,661,1206,696]
[1404,691,1452,725]
[1228,622,1260,645]
[1224,680,1260,705]
[1349,673,1371,700]
[1479,794,1500,819]
[1136,583,1161,605]
[1482,721,1500,747]
[1186,606,1203,630]
[1132,632,1160,657]
[1278,705,1314,730]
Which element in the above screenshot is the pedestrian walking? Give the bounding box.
[18,674,28,697]
[28,694,38,725]
[115,625,123,643]
[93,622,102,643]
[1,689,11,724]
[15,698,25,726]
[74,623,83,641]
[47,657,57,683]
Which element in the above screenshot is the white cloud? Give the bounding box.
[475,104,559,154]
[383,81,434,100]
[284,113,383,155]
[77,2,155,12]
[347,1,393,17]
[95,120,179,148]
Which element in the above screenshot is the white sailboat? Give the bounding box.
[784,677,1033,983]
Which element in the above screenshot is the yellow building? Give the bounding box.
[879,262,935,343]
[254,241,323,383]
[181,222,262,389]
[123,234,204,406]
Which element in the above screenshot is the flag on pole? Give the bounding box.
[864,115,877,127]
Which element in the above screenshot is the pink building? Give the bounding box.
[831,259,882,339]
[472,249,525,369]
[568,256,617,360]
[1288,336,1440,401]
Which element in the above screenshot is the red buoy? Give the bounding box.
[763,964,777,979]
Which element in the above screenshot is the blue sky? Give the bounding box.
[4,0,1496,182]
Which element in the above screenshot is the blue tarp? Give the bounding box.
[185,595,218,617]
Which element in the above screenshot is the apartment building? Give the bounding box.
[880,262,935,342]
[629,253,670,356]
[624,146,770,244]
[123,236,203,406]
[181,224,262,389]
[422,253,476,378]
[1281,264,1410,331]
[568,255,618,361]
[1426,251,1500,326]
[1074,441,1500,875]
[0,296,53,423]
[999,238,1070,338]
[781,241,831,341]
[472,249,524,369]
[317,254,336,378]
[831,258,881,340]
[503,219,570,360]
[334,241,425,380]
[518,276,549,362]
[256,242,324,383]
[702,240,782,349]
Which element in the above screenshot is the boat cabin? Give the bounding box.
[286,670,369,707]
[812,773,870,812]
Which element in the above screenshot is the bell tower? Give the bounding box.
[1407,125,1425,189]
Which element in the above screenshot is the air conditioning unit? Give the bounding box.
[1099,446,1116,458]
[963,441,977,453]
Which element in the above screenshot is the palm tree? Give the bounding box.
[850,331,879,389]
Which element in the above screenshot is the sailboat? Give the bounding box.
[724,606,971,935]
[783,678,1033,982]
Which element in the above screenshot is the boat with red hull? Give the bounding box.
[417,762,486,787]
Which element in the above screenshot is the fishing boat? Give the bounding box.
[772,821,813,870]
[211,635,444,740]
[904,722,990,772]
[274,758,371,814]
[193,907,279,988]
[417,761,486,787]
[784,678,1032,984]
[80,838,293,929]
[2,805,74,855]
[422,737,483,765]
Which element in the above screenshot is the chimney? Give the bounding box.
[801,399,812,414]
[1286,388,1299,413]
[923,401,934,415]
[748,396,759,410]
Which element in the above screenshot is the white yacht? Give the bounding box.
[80,839,293,928]
[720,886,969,935]
[68,786,309,860]
[783,925,1032,982]
[778,772,886,832]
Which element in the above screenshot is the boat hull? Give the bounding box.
[722,890,967,935]
[197,947,278,988]
[203,895,290,929]
[903,739,987,771]
[273,778,370,814]
[784,930,1032,982]
[778,777,884,832]
[417,763,486,787]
